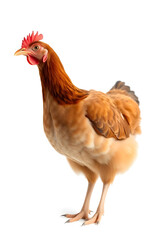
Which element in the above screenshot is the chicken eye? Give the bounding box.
[33,45,39,51]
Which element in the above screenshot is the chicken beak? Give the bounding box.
[14,48,29,56]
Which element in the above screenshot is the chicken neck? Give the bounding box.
[38,46,88,104]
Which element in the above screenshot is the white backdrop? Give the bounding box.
[0,0,160,239]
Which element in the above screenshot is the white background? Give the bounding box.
[0,0,160,239]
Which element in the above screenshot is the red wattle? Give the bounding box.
[27,56,39,65]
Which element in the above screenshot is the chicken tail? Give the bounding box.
[110,81,139,105]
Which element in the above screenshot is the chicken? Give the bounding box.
[14,31,141,225]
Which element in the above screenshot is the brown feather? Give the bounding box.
[109,80,140,105]
[38,42,88,104]
[85,91,131,140]
[67,158,98,183]
[107,90,141,135]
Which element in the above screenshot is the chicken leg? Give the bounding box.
[83,183,110,225]
[63,182,95,223]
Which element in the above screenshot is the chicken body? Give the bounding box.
[15,33,141,225]
[43,88,139,176]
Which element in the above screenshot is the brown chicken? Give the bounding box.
[15,32,141,225]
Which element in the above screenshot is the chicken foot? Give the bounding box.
[83,183,109,225]
[63,182,95,223]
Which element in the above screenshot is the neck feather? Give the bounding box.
[38,46,88,104]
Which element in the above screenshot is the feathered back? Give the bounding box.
[107,81,141,136]
[110,81,139,105]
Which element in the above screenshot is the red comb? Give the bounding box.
[21,31,43,49]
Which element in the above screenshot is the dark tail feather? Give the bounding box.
[111,81,139,105]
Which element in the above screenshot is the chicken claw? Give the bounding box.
[82,211,103,226]
[63,210,92,223]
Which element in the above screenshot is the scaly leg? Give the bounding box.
[63,182,95,223]
[83,183,110,225]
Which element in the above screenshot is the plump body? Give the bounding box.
[43,88,139,180]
